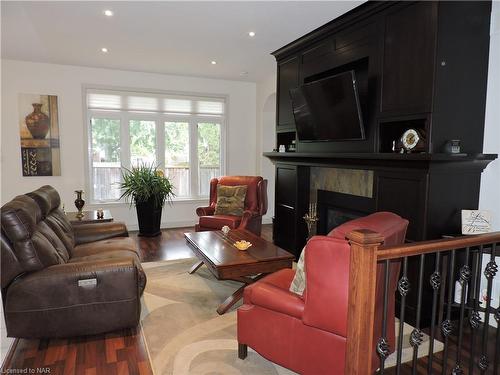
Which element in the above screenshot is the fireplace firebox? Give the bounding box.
[316,189,375,235]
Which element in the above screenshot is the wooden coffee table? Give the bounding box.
[185,230,294,314]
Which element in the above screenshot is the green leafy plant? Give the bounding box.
[119,164,175,208]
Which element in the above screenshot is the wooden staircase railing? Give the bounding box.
[345,230,500,375]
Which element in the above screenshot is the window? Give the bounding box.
[86,89,225,203]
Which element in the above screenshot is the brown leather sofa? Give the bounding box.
[195,176,268,236]
[1,185,146,338]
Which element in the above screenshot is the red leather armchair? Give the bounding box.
[195,176,268,236]
[237,212,408,374]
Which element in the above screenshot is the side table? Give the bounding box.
[66,210,113,225]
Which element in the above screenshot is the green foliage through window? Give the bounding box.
[198,123,220,167]
[91,118,120,162]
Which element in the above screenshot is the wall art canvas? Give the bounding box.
[461,209,491,235]
[18,94,61,176]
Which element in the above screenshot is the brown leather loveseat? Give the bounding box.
[1,185,146,338]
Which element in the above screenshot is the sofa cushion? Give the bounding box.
[72,237,139,259]
[199,214,242,229]
[214,185,247,216]
[1,195,66,272]
[28,185,75,254]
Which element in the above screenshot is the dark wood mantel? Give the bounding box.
[264,151,496,167]
[264,151,497,176]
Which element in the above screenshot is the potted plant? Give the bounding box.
[119,164,175,237]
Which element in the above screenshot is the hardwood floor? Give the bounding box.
[0,225,273,375]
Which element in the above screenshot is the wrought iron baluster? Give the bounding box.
[494,305,500,375]
[469,244,484,375]
[479,243,497,374]
[377,259,391,374]
[396,257,409,375]
[453,247,470,375]
[411,254,425,375]
[441,250,456,375]
[427,252,441,374]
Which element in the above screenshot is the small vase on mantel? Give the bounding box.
[25,103,50,139]
[74,190,85,218]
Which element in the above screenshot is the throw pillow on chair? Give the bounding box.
[214,185,247,216]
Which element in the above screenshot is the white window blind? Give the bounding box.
[87,89,225,116]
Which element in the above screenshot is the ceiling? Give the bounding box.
[1,1,363,82]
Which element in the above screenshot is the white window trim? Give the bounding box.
[83,85,227,205]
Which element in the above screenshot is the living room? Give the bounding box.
[1,1,500,374]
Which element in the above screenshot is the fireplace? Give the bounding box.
[316,189,375,235]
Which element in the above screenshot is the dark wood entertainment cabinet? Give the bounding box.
[266,1,497,326]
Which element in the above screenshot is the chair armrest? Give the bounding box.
[6,258,141,312]
[238,210,259,229]
[196,206,215,217]
[72,222,129,245]
[245,282,305,319]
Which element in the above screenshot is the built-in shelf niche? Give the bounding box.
[378,116,429,153]
[276,130,296,152]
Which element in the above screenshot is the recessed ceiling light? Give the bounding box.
[104,10,114,17]
[101,47,109,53]
[211,61,217,65]
[248,31,256,37]
[240,71,249,76]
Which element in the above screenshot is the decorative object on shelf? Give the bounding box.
[461,209,491,235]
[19,94,61,176]
[303,202,318,240]
[444,139,461,154]
[74,190,85,218]
[400,128,425,153]
[120,164,175,237]
[96,208,104,219]
[234,240,252,251]
[288,140,296,152]
[221,225,230,236]
[279,144,286,153]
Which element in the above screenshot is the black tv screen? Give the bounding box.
[290,70,365,142]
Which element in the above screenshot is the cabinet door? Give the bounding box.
[274,205,296,254]
[381,2,437,115]
[277,56,299,129]
[375,171,428,241]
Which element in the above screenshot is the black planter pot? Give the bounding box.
[136,198,162,237]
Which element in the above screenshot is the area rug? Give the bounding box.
[140,259,443,375]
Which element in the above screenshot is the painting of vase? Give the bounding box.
[18,94,61,176]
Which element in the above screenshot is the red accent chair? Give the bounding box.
[195,176,268,236]
[237,212,409,374]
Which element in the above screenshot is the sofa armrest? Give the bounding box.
[72,222,129,245]
[245,282,304,319]
[196,206,215,217]
[6,258,141,313]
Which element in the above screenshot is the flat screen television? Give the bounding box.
[290,70,365,142]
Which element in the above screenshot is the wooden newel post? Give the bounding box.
[344,229,384,375]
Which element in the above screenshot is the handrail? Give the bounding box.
[344,229,500,375]
[377,232,500,260]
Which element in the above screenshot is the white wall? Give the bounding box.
[1,60,257,229]
[255,73,277,222]
[479,1,500,231]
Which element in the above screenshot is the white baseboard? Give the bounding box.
[262,216,273,225]
[128,219,197,231]
[128,217,272,231]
